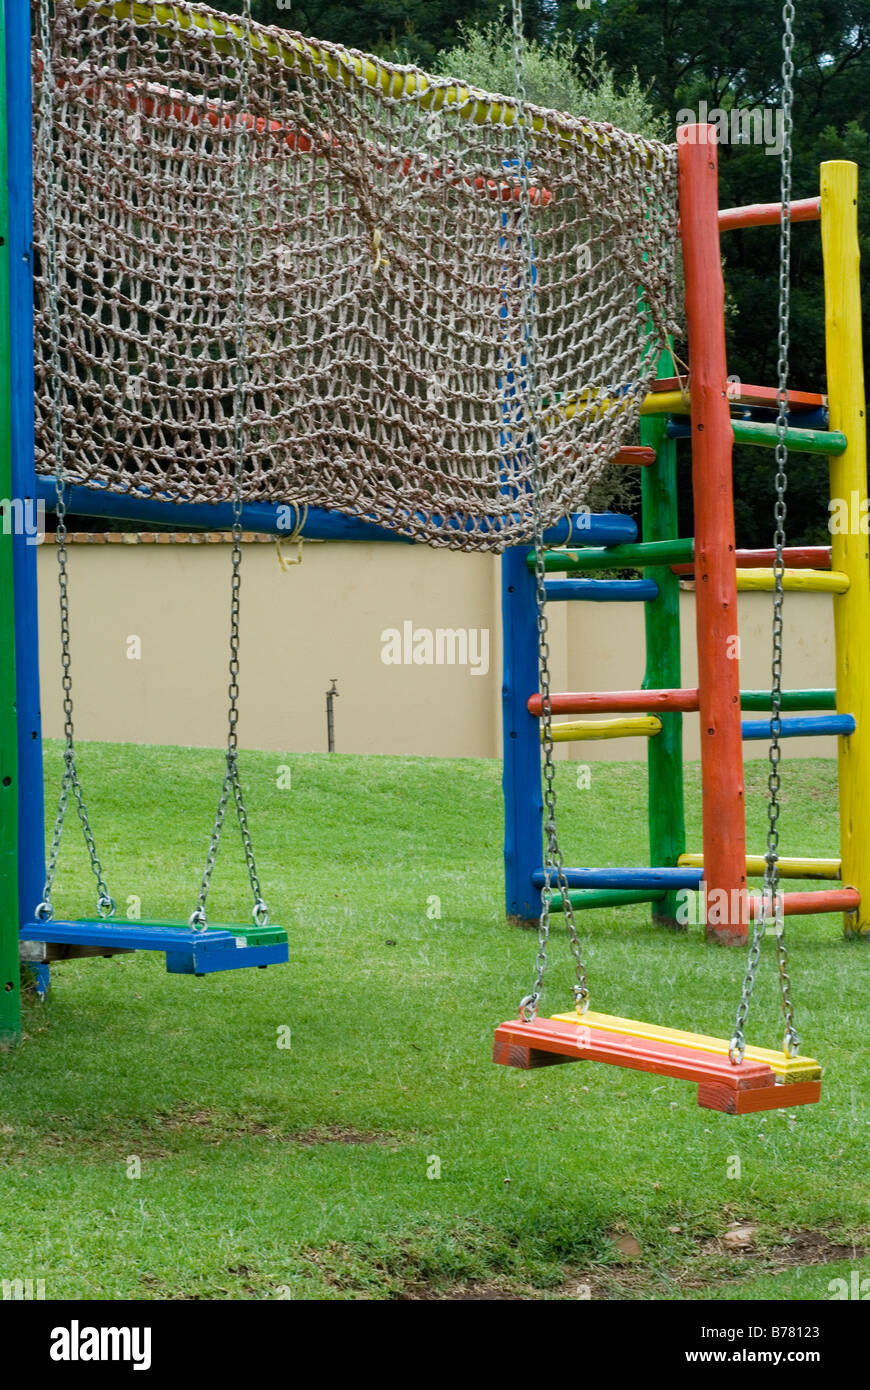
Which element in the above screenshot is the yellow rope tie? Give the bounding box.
[371,227,389,273]
[275,503,308,570]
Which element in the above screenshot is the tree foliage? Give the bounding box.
[555,0,870,545]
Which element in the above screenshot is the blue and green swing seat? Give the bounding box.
[20,919,288,976]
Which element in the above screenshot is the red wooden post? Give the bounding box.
[678,127,747,944]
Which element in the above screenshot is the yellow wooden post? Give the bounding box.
[821,160,870,934]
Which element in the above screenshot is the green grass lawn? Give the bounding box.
[1,742,868,1300]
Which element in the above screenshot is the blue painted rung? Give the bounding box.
[532,866,703,890]
[546,513,637,546]
[741,714,855,741]
[18,920,289,976]
[544,578,659,603]
[666,407,829,437]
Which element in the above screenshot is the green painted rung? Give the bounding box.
[732,420,847,454]
[550,888,667,912]
[740,689,837,711]
[530,538,694,573]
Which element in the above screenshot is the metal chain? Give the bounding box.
[190,0,268,932]
[730,0,800,1062]
[511,0,589,1022]
[34,0,115,924]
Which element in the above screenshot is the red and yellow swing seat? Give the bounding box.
[493,1010,822,1114]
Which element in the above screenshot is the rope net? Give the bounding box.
[33,0,679,550]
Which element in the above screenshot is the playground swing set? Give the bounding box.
[0,1,865,1118]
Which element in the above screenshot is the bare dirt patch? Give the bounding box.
[563,1227,868,1301]
[397,1282,529,1300]
[284,1125,390,1147]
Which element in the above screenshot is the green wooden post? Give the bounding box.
[641,347,686,929]
[0,0,20,1046]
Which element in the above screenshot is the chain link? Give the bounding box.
[730,0,800,1062]
[512,0,589,1023]
[35,0,116,924]
[190,0,268,932]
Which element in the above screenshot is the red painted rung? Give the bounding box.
[649,378,825,410]
[718,196,821,232]
[749,888,859,918]
[671,546,832,576]
[611,446,656,467]
[527,688,700,717]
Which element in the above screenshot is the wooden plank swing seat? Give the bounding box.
[18,919,289,976]
[493,1013,822,1115]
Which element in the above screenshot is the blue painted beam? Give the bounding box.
[532,866,704,890]
[7,0,46,946]
[544,578,659,602]
[741,714,856,740]
[502,546,543,925]
[718,405,829,430]
[35,477,637,548]
[18,919,289,975]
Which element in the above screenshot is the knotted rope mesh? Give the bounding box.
[33,0,679,550]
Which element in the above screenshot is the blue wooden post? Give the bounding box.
[502,543,542,926]
[501,511,637,926]
[7,1,46,957]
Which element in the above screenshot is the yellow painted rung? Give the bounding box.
[550,1010,822,1082]
[678,853,841,880]
[735,568,849,594]
[639,390,690,416]
[557,391,687,424]
[546,715,662,743]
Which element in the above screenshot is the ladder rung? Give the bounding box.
[531,538,693,573]
[741,715,855,740]
[667,418,847,455]
[530,689,837,717]
[549,888,668,912]
[717,196,821,232]
[529,688,699,716]
[532,867,703,890]
[672,546,831,574]
[540,513,638,547]
[611,446,656,466]
[678,853,841,880]
[735,568,848,594]
[649,378,826,411]
[750,889,859,918]
[543,578,658,602]
[739,689,837,711]
[546,716,661,742]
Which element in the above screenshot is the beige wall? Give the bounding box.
[37,537,838,760]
